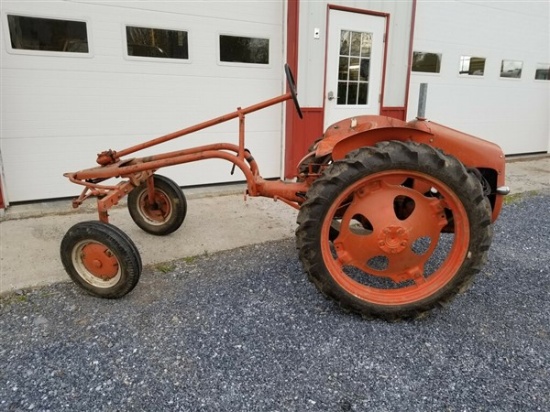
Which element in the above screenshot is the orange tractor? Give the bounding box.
[61,65,509,320]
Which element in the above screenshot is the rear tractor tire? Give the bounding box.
[60,221,142,298]
[128,174,187,236]
[296,141,493,320]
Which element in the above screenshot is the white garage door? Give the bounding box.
[1,1,284,202]
[407,1,549,155]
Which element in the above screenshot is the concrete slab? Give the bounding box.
[505,155,550,194]
[0,155,548,294]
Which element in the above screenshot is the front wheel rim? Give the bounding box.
[72,240,122,288]
[321,170,470,306]
[136,190,173,225]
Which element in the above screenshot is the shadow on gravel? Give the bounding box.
[1,193,549,411]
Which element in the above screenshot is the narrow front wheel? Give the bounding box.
[60,221,142,298]
[128,174,187,236]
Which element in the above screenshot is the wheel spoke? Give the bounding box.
[385,248,428,283]
[333,230,380,269]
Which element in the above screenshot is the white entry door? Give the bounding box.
[324,10,386,128]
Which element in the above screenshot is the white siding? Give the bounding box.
[1,0,284,202]
[407,1,550,154]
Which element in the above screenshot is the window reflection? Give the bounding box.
[500,60,522,78]
[412,52,441,73]
[126,26,188,59]
[459,56,486,76]
[8,15,88,53]
[219,35,269,64]
[535,63,550,80]
[337,30,372,105]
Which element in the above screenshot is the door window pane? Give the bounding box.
[459,56,486,76]
[412,52,442,73]
[337,30,372,105]
[7,15,88,53]
[219,35,269,64]
[126,26,188,59]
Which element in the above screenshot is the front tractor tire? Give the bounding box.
[296,141,493,320]
[60,221,142,298]
[128,174,187,236]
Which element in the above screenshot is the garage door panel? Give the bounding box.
[1,1,284,202]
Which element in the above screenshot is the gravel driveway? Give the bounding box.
[1,192,549,412]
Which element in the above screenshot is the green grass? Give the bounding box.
[155,262,176,274]
[503,190,540,205]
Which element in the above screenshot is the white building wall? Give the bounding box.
[407,1,550,154]
[1,0,284,202]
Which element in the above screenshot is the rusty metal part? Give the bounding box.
[65,90,307,222]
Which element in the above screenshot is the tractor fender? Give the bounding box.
[315,115,506,221]
[316,116,430,160]
[317,115,505,173]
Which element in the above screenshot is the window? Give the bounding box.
[535,63,550,80]
[7,15,88,53]
[412,52,442,73]
[500,60,523,78]
[337,30,372,105]
[219,35,269,64]
[459,56,486,76]
[126,26,188,59]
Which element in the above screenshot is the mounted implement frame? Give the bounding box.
[61,64,510,320]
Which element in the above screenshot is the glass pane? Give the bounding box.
[535,63,550,80]
[412,52,442,73]
[7,15,88,53]
[349,58,360,80]
[358,83,368,105]
[340,31,350,55]
[459,56,485,76]
[360,33,372,57]
[350,32,361,56]
[347,83,358,105]
[337,82,347,105]
[219,35,269,64]
[500,60,522,78]
[336,29,373,106]
[360,59,370,81]
[338,57,349,80]
[126,26,188,59]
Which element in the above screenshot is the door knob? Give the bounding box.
[328,91,335,101]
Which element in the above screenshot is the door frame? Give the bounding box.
[323,6,389,128]
[284,2,418,178]
[323,5,390,125]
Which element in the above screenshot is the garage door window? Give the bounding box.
[219,35,269,64]
[412,52,442,73]
[500,60,522,79]
[7,15,88,53]
[459,56,486,76]
[126,26,188,59]
[535,63,550,80]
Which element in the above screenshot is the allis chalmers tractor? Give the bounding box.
[61,65,509,320]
